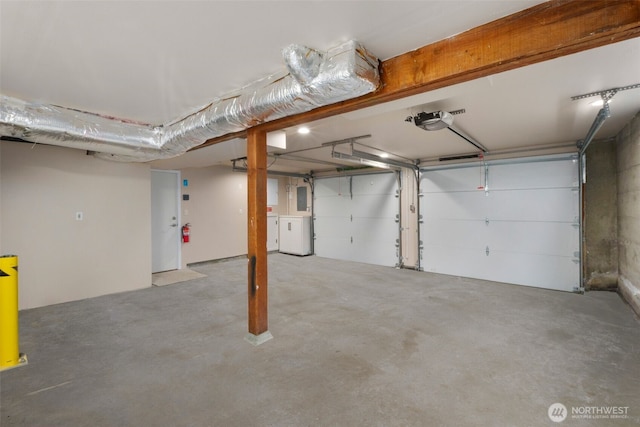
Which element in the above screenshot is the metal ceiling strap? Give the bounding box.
[577,100,611,155]
[574,83,640,155]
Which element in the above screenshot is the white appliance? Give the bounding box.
[267,214,279,252]
[279,215,312,256]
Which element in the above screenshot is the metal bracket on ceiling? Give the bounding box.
[570,83,640,102]
[572,84,640,154]
[326,135,420,171]
[320,134,372,148]
[231,158,312,179]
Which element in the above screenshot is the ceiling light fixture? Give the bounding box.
[297,126,310,134]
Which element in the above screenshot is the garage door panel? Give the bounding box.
[422,219,489,250]
[423,245,490,278]
[314,195,351,216]
[314,173,399,267]
[314,176,351,197]
[314,217,351,238]
[490,159,578,190]
[351,194,398,218]
[352,173,398,195]
[314,238,354,260]
[420,155,579,292]
[352,217,398,243]
[485,251,579,291]
[488,221,579,257]
[351,238,398,266]
[421,192,488,221]
[422,166,485,192]
[487,188,579,222]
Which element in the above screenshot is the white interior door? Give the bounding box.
[151,170,181,273]
[420,155,579,292]
[314,172,399,266]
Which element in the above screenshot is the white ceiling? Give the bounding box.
[2,1,639,173]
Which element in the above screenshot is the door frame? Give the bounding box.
[151,169,182,272]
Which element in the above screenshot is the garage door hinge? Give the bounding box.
[486,246,490,256]
[350,236,353,244]
[395,214,400,223]
[485,218,490,226]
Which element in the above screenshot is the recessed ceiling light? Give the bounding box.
[590,99,611,107]
[379,152,389,158]
[298,126,310,134]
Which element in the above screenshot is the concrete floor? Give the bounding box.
[1,254,639,426]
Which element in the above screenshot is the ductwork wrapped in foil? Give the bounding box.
[0,96,163,156]
[0,40,379,162]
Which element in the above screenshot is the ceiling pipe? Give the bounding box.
[0,40,379,162]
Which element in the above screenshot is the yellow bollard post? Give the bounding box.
[0,255,26,371]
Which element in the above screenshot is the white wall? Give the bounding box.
[277,177,312,216]
[1,141,151,309]
[179,165,248,267]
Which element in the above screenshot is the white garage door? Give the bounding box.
[314,172,400,267]
[420,155,580,292]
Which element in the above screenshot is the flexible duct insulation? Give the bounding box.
[0,40,379,162]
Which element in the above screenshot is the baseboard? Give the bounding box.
[618,275,640,318]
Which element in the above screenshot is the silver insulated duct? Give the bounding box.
[0,40,379,162]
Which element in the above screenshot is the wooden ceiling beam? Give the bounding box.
[194,0,640,150]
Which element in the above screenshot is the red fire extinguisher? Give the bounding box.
[182,223,191,243]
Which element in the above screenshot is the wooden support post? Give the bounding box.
[245,128,272,345]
